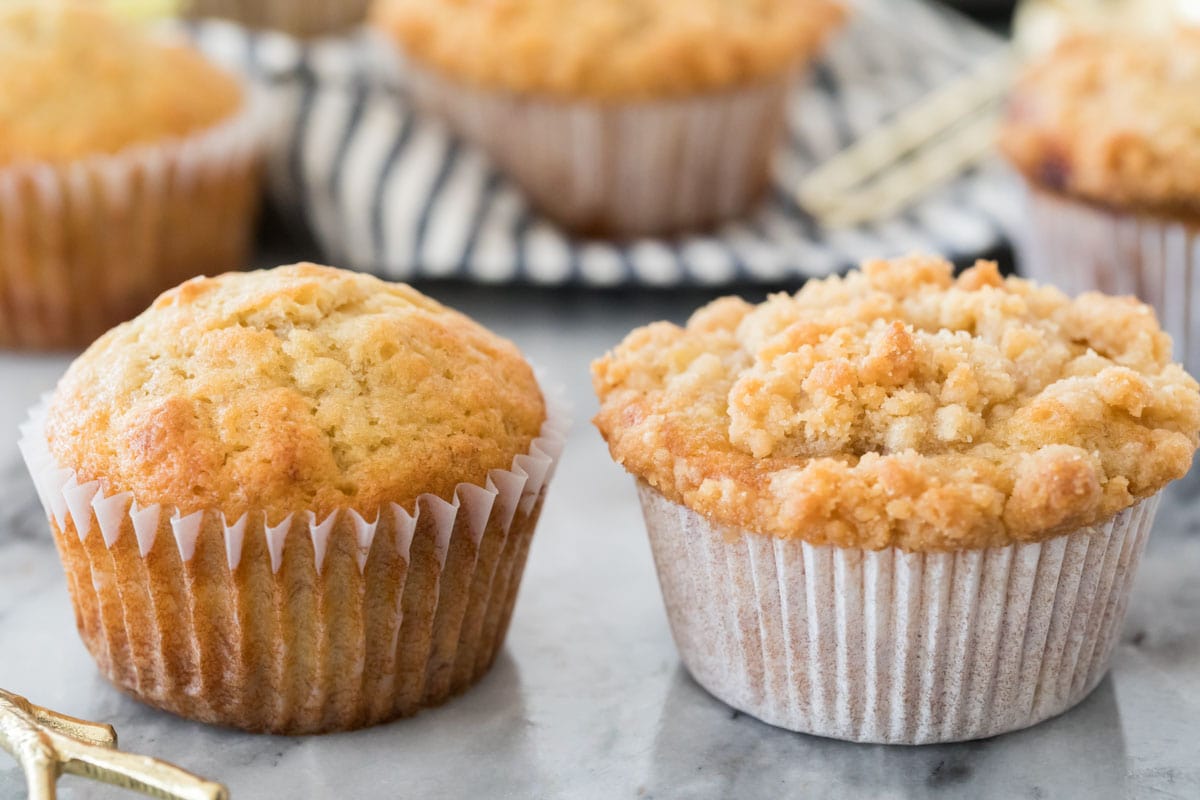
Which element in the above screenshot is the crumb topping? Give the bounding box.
[1000,29,1200,213]
[593,255,1200,550]
[371,0,846,100]
[0,2,243,165]
[47,264,546,520]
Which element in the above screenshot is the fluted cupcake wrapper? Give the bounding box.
[1016,185,1200,377]
[188,0,370,37]
[637,482,1158,745]
[400,58,791,238]
[19,389,567,734]
[0,86,264,350]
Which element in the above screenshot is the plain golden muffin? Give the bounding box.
[0,2,262,350]
[593,255,1200,551]
[1000,29,1200,215]
[373,0,846,100]
[30,264,560,734]
[0,3,243,164]
[46,264,546,520]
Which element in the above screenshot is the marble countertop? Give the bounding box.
[1,282,1198,800]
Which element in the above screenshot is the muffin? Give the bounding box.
[188,0,370,37]
[20,264,566,734]
[593,255,1200,744]
[0,2,263,350]
[1000,30,1200,376]
[371,0,846,238]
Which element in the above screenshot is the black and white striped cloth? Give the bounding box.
[185,0,1019,287]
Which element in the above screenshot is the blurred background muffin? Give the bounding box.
[371,0,846,238]
[0,1,263,350]
[1000,29,1200,374]
[187,0,371,37]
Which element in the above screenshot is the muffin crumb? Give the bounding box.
[593,255,1200,550]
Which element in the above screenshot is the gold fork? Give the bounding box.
[0,688,226,800]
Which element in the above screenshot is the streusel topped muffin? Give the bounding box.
[47,263,546,519]
[1000,29,1200,215]
[372,0,846,100]
[594,255,1200,551]
[0,2,243,164]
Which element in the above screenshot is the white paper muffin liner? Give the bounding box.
[1016,185,1200,377]
[0,89,264,350]
[18,386,567,734]
[188,0,370,37]
[637,482,1159,745]
[402,61,792,238]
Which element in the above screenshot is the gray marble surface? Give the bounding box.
[1,284,1198,800]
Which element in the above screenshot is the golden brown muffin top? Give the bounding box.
[999,29,1200,214]
[371,0,846,100]
[46,264,546,521]
[593,255,1200,552]
[0,2,243,166]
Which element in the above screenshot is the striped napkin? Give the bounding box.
[185,0,1020,287]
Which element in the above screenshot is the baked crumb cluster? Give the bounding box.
[47,264,546,519]
[372,0,845,100]
[594,255,1200,550]
[0,2,242,165]
[1000,30,1200,213]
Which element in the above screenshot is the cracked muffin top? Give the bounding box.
[371,0,846,100]
[46,263,546,519]
[0,2,243,166]
[1000,29,1200,215]
[593,255,1200,551]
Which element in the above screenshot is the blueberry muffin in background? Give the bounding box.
[0,1,263,350]
[593,254,1200,744]
[21,263,566,734]
[1000,29,1200,375]
[371,0,846,238]
[187,0,370,37]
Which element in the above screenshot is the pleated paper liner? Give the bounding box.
[0,86,264,350]
[637,482,1159,745]
[20,390,567,735]
[1016,185,1200,378]
[403,60,792,238]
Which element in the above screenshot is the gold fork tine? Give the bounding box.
[58,738,228,800]
[31,706,118,749]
